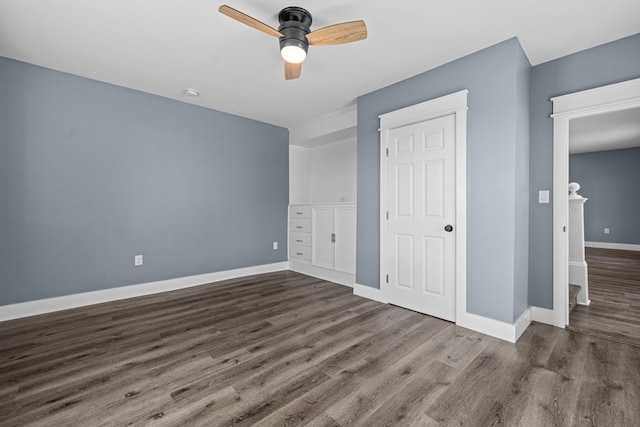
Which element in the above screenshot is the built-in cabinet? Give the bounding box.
[312,205,356,273]
[288,106,357,286]
[288,205,312,261]
[289,204,357,286]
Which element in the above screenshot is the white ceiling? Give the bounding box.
[570,107,640,154]
[1,1,639,129]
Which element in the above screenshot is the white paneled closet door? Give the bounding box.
[387,114,456,321]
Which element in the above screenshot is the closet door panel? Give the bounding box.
[334,206,357,274]
[312,207,335,270]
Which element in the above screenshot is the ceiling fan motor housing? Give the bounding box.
[278,6,312,55]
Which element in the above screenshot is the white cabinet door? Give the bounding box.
[312,207,335,270]
[334,206,357,274]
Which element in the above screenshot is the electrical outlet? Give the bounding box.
[273,241,278,250]
[134,255,143,266]
[604,228,610,234]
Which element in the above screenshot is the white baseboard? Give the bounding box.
[0,262,290,322]
[352,283,533,343]
[353,286,536,344]
[586,241,640,251]
[530,306,555,325]
[457,306,558,342]
[514,308,533,341]
[456,310,527,343]
[353,283,386,303]
[289,260,354,287]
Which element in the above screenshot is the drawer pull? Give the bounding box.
[296,226,303,229]
[296,212,303,215]
[296,239,303,243]
[296,252,304,256]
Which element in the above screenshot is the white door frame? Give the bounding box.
[379,90,468,322]
[551,78,640,327]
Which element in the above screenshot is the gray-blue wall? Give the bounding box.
[529,33,640,309]
[357,38,530,323]
[569,147,640,245]
[0,57,289,306]
[513,45,531,321]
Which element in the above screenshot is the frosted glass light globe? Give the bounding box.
[281,45,306,64]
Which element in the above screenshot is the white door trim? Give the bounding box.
[551,77,640,327]
[379,90,468,322]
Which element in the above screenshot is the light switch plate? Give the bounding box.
[538,190,550,204]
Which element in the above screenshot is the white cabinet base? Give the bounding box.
[289,259,355,288]
[289,203,356,287]
[311,204,356,274]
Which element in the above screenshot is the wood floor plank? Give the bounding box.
[2,271,640,426]
[219,369,333,427]
[324,325,464,426]
[434,328,493,369]
[569,247,640,347]
[299,413,342,427]
[352,360,456,427]
[425,339,526,425]
[166,318,375,409]
[545,330,595,426]
[498,366,564,426]
[573,335,640,426]
[249,318,451,427]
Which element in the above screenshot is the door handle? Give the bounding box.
[444,224,453,232]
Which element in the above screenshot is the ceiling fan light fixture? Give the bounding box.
[281,43,307,64]
[218,5,367,80]
[278,7,311,65]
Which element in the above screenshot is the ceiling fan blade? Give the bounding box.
[307,20,367,46]
[285,62,301,80]
[218,5,282,38]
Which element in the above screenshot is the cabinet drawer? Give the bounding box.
[289,205,312,219]
[289,219,311,233]
[289,245,311,261]
[289,232,311,247]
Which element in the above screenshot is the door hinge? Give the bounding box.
[386,147,389,157]
[563,226,566,232]
[386,274,389,283]
[386,211,389,220]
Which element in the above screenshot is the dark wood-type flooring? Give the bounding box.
[569,247,640,347]
[2,270,639,426]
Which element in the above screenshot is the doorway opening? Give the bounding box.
[565,106,640,346]
[569,247,640,346]
[551,78,640,329]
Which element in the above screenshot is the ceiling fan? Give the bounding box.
[218,5,367,80]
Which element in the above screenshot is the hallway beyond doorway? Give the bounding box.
[569,247,640,347]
